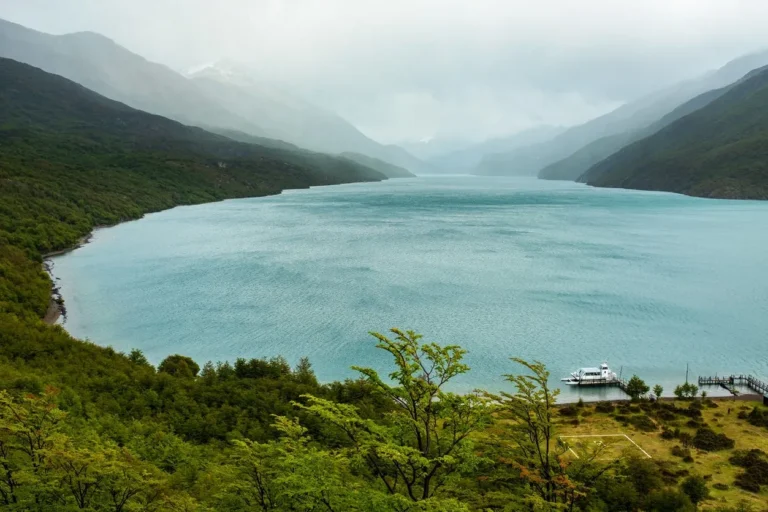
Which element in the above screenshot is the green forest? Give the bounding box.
[581,65,768,200]
[2,58,768,510]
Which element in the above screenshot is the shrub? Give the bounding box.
[692,427,734,451]
[746,406,768,428]
[645,489,694,512]
[681,475,709,506]
[629,414,657,432]
[712,482,728,491]
[661,427,677,440]
[559,405,579,417]
[595,401,614,413]
[734,473,761,493]
[671,445,691,459]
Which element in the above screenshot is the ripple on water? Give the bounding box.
[52,176,768,396]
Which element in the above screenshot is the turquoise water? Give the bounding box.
[51,176,768,400]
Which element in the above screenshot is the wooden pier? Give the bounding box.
[566,378,629,392]
[698,375,768,396]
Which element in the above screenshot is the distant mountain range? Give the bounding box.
[580,65,768,199]
[0,18,431,175]
[474,50,768,179]
[424,126,568,173]
[538,50,768,181]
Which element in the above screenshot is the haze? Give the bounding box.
[3,0,768,144]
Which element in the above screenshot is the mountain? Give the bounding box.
[0,19,431,174]
[580,65,768,199]
[427,126,567,173]
[339,152,415,178]
[0,18,266,136]
[475,49,768,178]
[0,56,386,319]
[539,51,768,181]
[187,63,434,174]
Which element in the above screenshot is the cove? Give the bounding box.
[50,176,768,399]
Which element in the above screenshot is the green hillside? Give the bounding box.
[340,151,415,178]
[0,57,384,320]
[539,78,750,181]
[581,66,768,199]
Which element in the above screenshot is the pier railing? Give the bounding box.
[698,374,768,395]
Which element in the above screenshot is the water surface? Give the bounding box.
[52,177,768,399]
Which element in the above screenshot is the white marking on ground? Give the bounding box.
[559,434,652,459]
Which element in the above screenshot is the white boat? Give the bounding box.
[561,362,618,385]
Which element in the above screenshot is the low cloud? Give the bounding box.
[5,0,768,142]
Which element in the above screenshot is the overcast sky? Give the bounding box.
[3,0,768,143]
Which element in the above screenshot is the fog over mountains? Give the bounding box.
[1,2,768,196]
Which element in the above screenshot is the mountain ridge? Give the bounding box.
[580,65,768,199]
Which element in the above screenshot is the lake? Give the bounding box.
[51,176,768,400]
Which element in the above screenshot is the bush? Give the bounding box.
[559,405,579,417]
[681,475,709,506]
[746,406,768,428]
[629,414,657,432]
[734,473,762,493]
[595,401,615,413]
[671,445,691,459]
[645,488,694,512]
[661,427,677,440]
[711,482,728,491]
[692,427,734,451]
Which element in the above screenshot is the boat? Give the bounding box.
[561,362,618,385]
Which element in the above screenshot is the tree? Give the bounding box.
[625,375,650,400]
[646,488,695,512]
[294,356,317,386]
[493,358,611,507]
[653,384,664,400]
[674,383,699,400]
[158,354,200,378]
[128,348,151,367]
[297,328,491,503]
[681,475,709,508]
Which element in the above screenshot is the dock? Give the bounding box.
[698,374,768,396]
[566,378,628,392]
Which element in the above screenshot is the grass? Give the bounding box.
[556,399,768,510]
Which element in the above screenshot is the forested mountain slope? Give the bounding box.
[581,66,768,199]
[476,49,768,178]
[538,64,768,182]
[0,57,384,320]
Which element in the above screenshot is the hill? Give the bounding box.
[188,64,434,174]
[475,49,768,178]
[0,19,431,174]
[538,63,768,182]
[426,126,566,173]
[340,152,415,178]
[580,66,768,199]
[0,57,384,320]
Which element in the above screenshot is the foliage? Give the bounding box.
[674,383,699,400]
[491,359,612,508]
[653,384,664,399]
[692,427,735,451]
[297,329,491,504]
[730,449,768,493]
[625,375,650,400]
[583,65,768,200]
[680,475,709,506]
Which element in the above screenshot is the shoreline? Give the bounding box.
[42,231,99,325]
